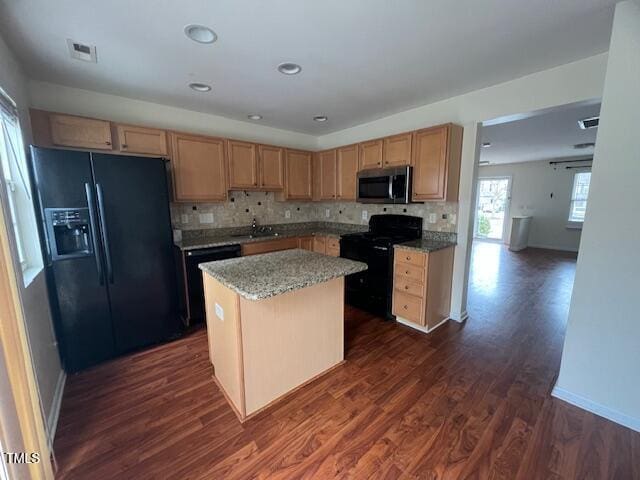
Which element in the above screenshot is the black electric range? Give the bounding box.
[340,214,423,319]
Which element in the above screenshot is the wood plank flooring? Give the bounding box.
[53,243,640,479]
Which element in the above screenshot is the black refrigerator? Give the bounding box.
[29,147,180,372]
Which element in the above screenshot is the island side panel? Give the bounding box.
[202,273,246,418]
[239,278,345,416]
[425,246,455,330]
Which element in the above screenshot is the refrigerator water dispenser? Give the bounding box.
[44,208,93,260]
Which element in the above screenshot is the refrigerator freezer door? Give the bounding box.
[29,147,114,372]
[91,154,178,352]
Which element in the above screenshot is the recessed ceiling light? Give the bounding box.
[277,62,302,75]
[482,142,492,148]
[247,114,263,120]
[184,24,217,44]
[313,115,328,122]
[189,82,211,92]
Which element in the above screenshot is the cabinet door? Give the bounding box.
[359,139,383,170]
[171,133,227,202]
[241,238,298,256]
[412,126,449,201]
[116,124,168,156]
[298,236,314,250]
[284,150,313,200]
[49,113,113,150]
[318,149,337,200]
[258,145,284,190]
[313,236,326,254]
[336,144,358,200]
[228,140,258,189]
[384,133,412,167]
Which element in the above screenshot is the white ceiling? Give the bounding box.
[0,0,616,135]
[480,102,601,165]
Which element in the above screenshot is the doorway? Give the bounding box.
[474,176,512,242]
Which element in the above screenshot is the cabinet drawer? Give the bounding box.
[395,249,426,267]
[393,290,424,326]
[394,263,424,284]
[326,237,340,250]
[241,238,298,256]
[393,276,424,298]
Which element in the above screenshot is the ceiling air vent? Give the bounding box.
[574,142,596,149]
[66,39,97,63]
[578,116,599,129]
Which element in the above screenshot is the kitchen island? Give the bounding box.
[199,249,367,422]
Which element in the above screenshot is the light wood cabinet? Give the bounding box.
[283,149,313,200]
[228,140,258,189]
[412,124,463,202]
[359,139,383,170]
[116,124,168,156]
[392,246,454,332]
[170,132,227,202]
[298,236,314,250]
[258,145,284,190]
[318,149,337,200]
[241,238,299,256]
[49,113,113,150]
[383,133,412,167]
[313,236,326,254]
[326,237,340,257]
[336,145,358,200]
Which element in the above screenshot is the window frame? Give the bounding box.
[567,170,591,228]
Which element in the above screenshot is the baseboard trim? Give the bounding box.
[552,385,640,433]
[47,370,66,443]
[448,310,468,323]
[527,243,579,253]
[396,316,450,334]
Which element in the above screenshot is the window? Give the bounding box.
[0,88,43,285]
[568,171,591,223]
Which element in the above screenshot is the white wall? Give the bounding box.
[479,160,584,252]
[554,0,640,432]
[318,53,608,320]
[0,33,64,440]
[28,81,317,151]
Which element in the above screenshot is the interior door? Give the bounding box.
[474,176,512,242]
[91,154,178,353]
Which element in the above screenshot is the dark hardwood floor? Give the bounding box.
[53,242,640,479]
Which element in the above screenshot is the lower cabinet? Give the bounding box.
[298,236,314,251]
[392,246,454,332]
[312,236,326,254]
[241,237,299,256]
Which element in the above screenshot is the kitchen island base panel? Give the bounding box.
[203,274,345,421]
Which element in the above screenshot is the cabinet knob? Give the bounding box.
[105,141,112,145]
[406,256,410,261]
[403,305,408,310]
[122,144,128,149]
[405,270,409,274]
[404,285,409,290]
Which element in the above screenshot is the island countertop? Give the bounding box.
[199,249,367,300]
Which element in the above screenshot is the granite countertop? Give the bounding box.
[395,239,457,253]
[199,249,367,300]
[176,227,357,251]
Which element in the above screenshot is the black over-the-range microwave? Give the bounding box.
[356,166,412,204]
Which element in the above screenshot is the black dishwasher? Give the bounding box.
[180,244,241,325]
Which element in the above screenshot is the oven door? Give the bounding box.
[357,166,411,204]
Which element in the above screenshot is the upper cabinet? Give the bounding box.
[336,144,358,200]
[318,149,337,200]
[282,149,312,200]
[359,139,383,170]
[49,113,113,150]
[116,124,168,156]
[227,140,258,189]
[258,145,284,190]
[383,133,412,167]
[171,132,227,202]
[412,124,463,202]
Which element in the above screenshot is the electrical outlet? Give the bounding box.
[428,213,437,223]
[199,213,214,224]
[362,210,368,221]
[285,210,291,219]
[181,214,189,224]
[325,208,330,218]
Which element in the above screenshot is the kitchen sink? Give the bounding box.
[230,232,280,239]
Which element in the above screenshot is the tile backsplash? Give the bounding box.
[171,191,458,233]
